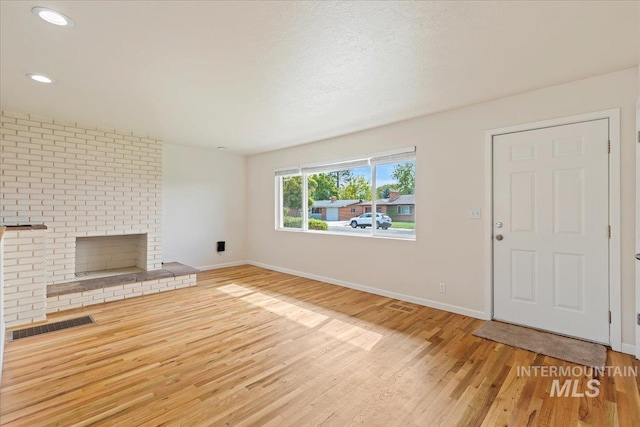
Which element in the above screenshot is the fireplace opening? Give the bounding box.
[75,234,148,279]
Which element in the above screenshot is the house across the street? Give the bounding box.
[359,191,415,222]
[310,197,364,221]
[311,191,415,222]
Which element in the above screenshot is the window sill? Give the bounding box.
[275,227,416,241]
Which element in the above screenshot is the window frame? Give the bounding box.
[276,173,305,230]
[276,147,416,239]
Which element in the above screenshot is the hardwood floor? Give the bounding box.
[1,265,639,426]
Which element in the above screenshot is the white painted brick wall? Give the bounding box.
[46,273,197,313]
[2,229,47,327]
[0,111,162,284]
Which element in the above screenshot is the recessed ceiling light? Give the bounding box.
[217,146,227,150]
[31,7,74,27]
[27,73,54,84]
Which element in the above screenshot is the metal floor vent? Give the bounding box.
[386,302,416,313]
[8,316,95,341]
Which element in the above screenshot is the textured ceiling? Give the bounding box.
[1,1,638,154]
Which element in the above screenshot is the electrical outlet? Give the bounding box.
[439,283,446,293]
[470,208,482,219]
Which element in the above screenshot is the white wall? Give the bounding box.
[163,144,247,269]
[247,68,638,346]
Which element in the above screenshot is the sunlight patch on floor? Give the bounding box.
[319,318,382,351]
[216,283,255,297]
[217,283,382,350]
[241,292,329,328]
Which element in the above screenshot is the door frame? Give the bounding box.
[634,102,640,359]
[483,109,621,352]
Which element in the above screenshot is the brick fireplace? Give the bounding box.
[0,111,196,326]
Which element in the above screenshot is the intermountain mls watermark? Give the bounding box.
[517,365,638,398]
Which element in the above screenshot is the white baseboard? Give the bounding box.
[246,260,486,320]
[620,342,636,356]
[197,261,248,271]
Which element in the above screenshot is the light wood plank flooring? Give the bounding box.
[1,265,639,426]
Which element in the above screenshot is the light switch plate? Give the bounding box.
[470,208,482,219]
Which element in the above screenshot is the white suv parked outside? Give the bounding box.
[349,213,392,230]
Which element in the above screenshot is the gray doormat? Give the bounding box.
[473,321,607,368]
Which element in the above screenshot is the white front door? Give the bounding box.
[493,119,610,344]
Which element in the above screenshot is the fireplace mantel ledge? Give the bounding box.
[1,224,47,231]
